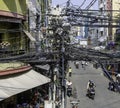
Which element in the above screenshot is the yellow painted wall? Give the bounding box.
[0,0,27,15]
[0,0,27,51]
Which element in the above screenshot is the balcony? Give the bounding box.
[0,63,32,76]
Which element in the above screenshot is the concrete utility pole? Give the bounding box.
[35,13,41,53]
[61,36,65,108]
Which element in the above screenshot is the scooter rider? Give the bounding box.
[66,80,72,88]
[87,80,96,92]
[66,80,72,97]
[86,80,96,99]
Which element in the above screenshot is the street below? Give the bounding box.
[67,62,120,108]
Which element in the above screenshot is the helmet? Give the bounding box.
[89,80,94,86]
[89,80,93,83]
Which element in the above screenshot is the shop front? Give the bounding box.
[0,69,51,107]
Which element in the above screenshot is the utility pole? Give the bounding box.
[35,13,41,53]
[48,13,71,108]
[61,35,65,108]
[60,29,69,108]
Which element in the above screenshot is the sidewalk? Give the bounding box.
[66,62,80,108]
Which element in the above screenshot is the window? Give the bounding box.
[100,31,103,36]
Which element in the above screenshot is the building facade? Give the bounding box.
[0,0,52,55]
[0,0,27,54]
[112,0,120,41]
[98,0,109,45]
[98,0,120,44]
[0,0,51,107]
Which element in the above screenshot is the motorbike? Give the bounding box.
[70,100,80,108]
[108,82,115,91]
[67,86,72,97]
[69,72,72,77]
[108,82,120,92]
[86,87,95,100]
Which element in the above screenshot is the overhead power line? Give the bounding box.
[78,0,87,9]
[85,0,97,10]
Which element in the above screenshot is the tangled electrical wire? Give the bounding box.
[0,0,120,65]
[0,18,120,65]
[60,0,120,27]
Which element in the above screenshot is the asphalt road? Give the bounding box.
[66,62,120,108]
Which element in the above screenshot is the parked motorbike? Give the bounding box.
[108,82,115,91]
[108,82,120,92]
[86,87,95,100]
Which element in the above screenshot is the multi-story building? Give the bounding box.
[0,0,51,54]
[86,11,99,47]
[98,0,109,45]
[98,0,120,44]
[0,0,27,54]
[106,0,112,42]
[112,0,120,41]
[89,25,99,46]
[0,0,51,107]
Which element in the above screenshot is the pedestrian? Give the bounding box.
[68,66,72,77]
[35,99,40,108]
[81,61,85,69]
[34,90,41,102]
[75,61,79,69]
[107,64,111,71]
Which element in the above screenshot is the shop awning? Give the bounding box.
[35,64,50,71]
[23,30,36,42]
[0,69,51,101]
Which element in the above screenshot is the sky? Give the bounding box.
[52,0,98,9]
